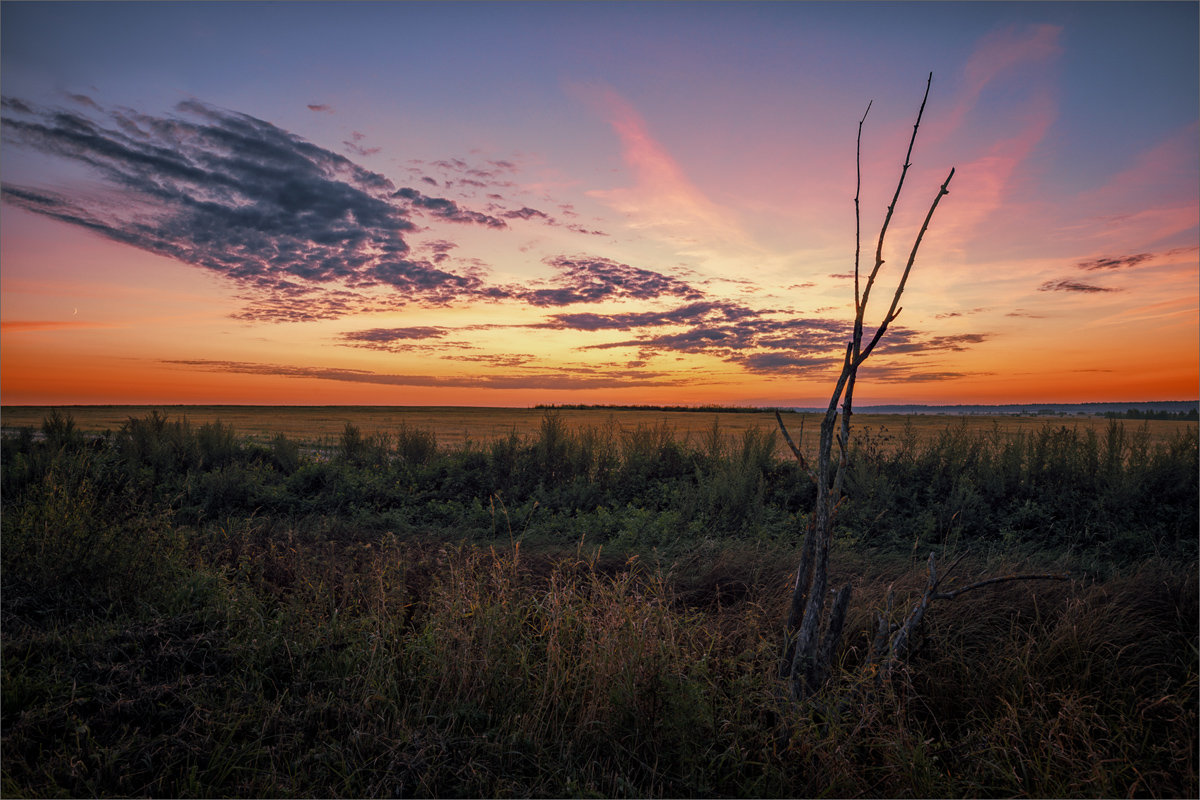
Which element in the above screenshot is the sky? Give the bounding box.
[1,1,1197,407]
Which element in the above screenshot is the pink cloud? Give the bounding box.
[1084,295,1199,329]
[1070,122,1200,246]
[572,83,752,254]
[963,24,1062,100]
[934,87,1056,250]
[932,24,1062,143]
[856,25,1062,262]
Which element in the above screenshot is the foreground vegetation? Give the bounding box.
[3,410,1197,797]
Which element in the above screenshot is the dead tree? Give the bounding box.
[777,73,954,701]
[777,75,1068,702]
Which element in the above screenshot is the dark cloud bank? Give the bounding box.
[0,96,677,318]
[1,96,495,306]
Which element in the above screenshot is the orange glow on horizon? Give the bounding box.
[3,322,1196,407]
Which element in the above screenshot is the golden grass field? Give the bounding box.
[2,405,1195,453]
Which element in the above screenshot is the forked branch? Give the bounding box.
[871,552,1070,684]
[859,166,955,364]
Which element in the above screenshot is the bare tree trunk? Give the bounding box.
[778,73,955,701]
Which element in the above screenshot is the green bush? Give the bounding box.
[1,449,183,610]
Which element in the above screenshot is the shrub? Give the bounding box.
[395,421,438,466]
[1,448,183,611]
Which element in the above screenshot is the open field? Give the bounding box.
[2,404,1196,452]
[3,407,1196,797]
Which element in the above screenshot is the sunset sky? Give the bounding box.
[2,1,1197,407]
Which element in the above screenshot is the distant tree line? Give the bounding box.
[1103,408,1199,421]
[533,403,796,414]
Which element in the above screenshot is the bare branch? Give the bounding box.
[868,588,896,665]
[775,410,816,484]
[780,520,818,678]
[885,551,939,669]
[933,572,1070,601]
[831,370,856,498]
[854,100,872,313]
[859,72,933,328]
[859,166,955,363]
[815,582,853,688]
[938,550,970,583]
[874,553,1072,685]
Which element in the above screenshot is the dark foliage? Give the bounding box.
[3,412,1196,562]
[2,411,1196,798]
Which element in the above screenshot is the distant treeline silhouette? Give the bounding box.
[1103,408,1199,420]
[533,403,797,414]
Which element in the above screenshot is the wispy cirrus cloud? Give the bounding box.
[162,358,692,390]
[1,94,1001,391]
[341,326,449,343]
[402,155,609,235]
[229,286,407,324]
[422,239,459,264]
[735,352,839,373]
[539,300,757,331]
[907,24,1061,258]
[576,82,752,254]
[0,96,664,328]
[581,310,847,361]
[502,206,552,222]
[336,326,475,354]
[935,308,990,319]
[1083,295,1199,328]
[64,92,102,110]
[573,303,990,379]
[1033,245,1190,298]
[857,364,988,384]
[1071,122,1200,246]
[1039,279,1121,293]
[937,86,1056,252]
[940,23,1062,138]
[342,131,380,157]
[1076,253,1153,271]
[874,331,990,355]
[494,204,609,236]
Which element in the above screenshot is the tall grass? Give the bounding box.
[4,530,1194,797]
[840,418,1199,561]
[2,411,1197,796]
